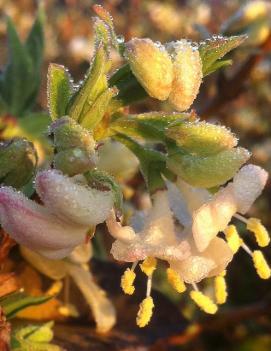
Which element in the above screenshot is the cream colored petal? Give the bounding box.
[170,237,232,283]
[68,243,92,264]
[143,191,177,245]
[192,184,237,252]
[233,164,268,214]
[170,255,215,284]
[36,170,114,227]
[106,211,136,242]
[20,246,68,280]
[67,263,116,333]
[204,237,233,277]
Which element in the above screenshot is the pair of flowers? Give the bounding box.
[0,163,269,327]
[106,164,270,326]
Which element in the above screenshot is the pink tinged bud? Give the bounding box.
[0,187,87,259]
[35,170,114,227]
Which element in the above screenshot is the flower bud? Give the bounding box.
[0,138,37,188]
[124,38,173,100]
[167,147,250,188]
[167,40,202,111]
[166,121,237,156]
[50,116,95,153]
[35,170,114,227]
[53,148,96,176]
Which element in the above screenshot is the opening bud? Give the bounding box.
[124,38,173,100]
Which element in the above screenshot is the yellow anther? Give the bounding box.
[136,296,154,328]
[167,268,186,293]
[247,218,270,247]
[140,257,157,277]
[224,225,243,254]
[46,280,63,296]
[252,250,271,280]
[214,272,227,305]
[190,290,218,314]
[58,304,79,317]
[121,268,136,295]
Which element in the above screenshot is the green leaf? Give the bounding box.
[11,322,62,351]
[199,35,247,76]
[80,87,117,130]
[166,120,237,156]
[67,44,108,122]
[84,169,123,213]
[23,6,45,112]
[92,4,121,52]
[203,59,232,76]
[0,18,32,116]
[167,147,250,188]
[108,64,147,112]
[0,10,44,116]
[47,64,73,120]
[114,133,168,193]
[19,112,51,138]
[1,291,52,319]
[111,112,189,141]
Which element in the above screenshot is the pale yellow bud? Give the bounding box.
[167,268,186,293]
[252,250,271,280]
[247,218,270,247]
[224,225,243,254]
[167,40,202,111]
[125,38,173,100]
[136,296,154,327]
[121,268,136,295]
[140,257,157,277]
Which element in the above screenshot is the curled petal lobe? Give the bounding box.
[232,165,268,214]
[192,184,237,252]
[0,187,87,259]
[170,238,232,283]
[36,170,114,227]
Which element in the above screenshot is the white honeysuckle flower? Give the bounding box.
[107,164,270,323]
[107,190,191,263]
[0,169,114,260]
[20,244,116,334]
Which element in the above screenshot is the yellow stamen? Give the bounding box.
[58,304,79,317]
[224,225,243,253]
[136,296,154,328]
[46,280,63,296]
[190,290,218,314]
[121,268,136,295]
[214,271,227,305]
[167,268,186,293]
[247,218,270,247]
[140,257,157,277]
[252,250,271,280]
